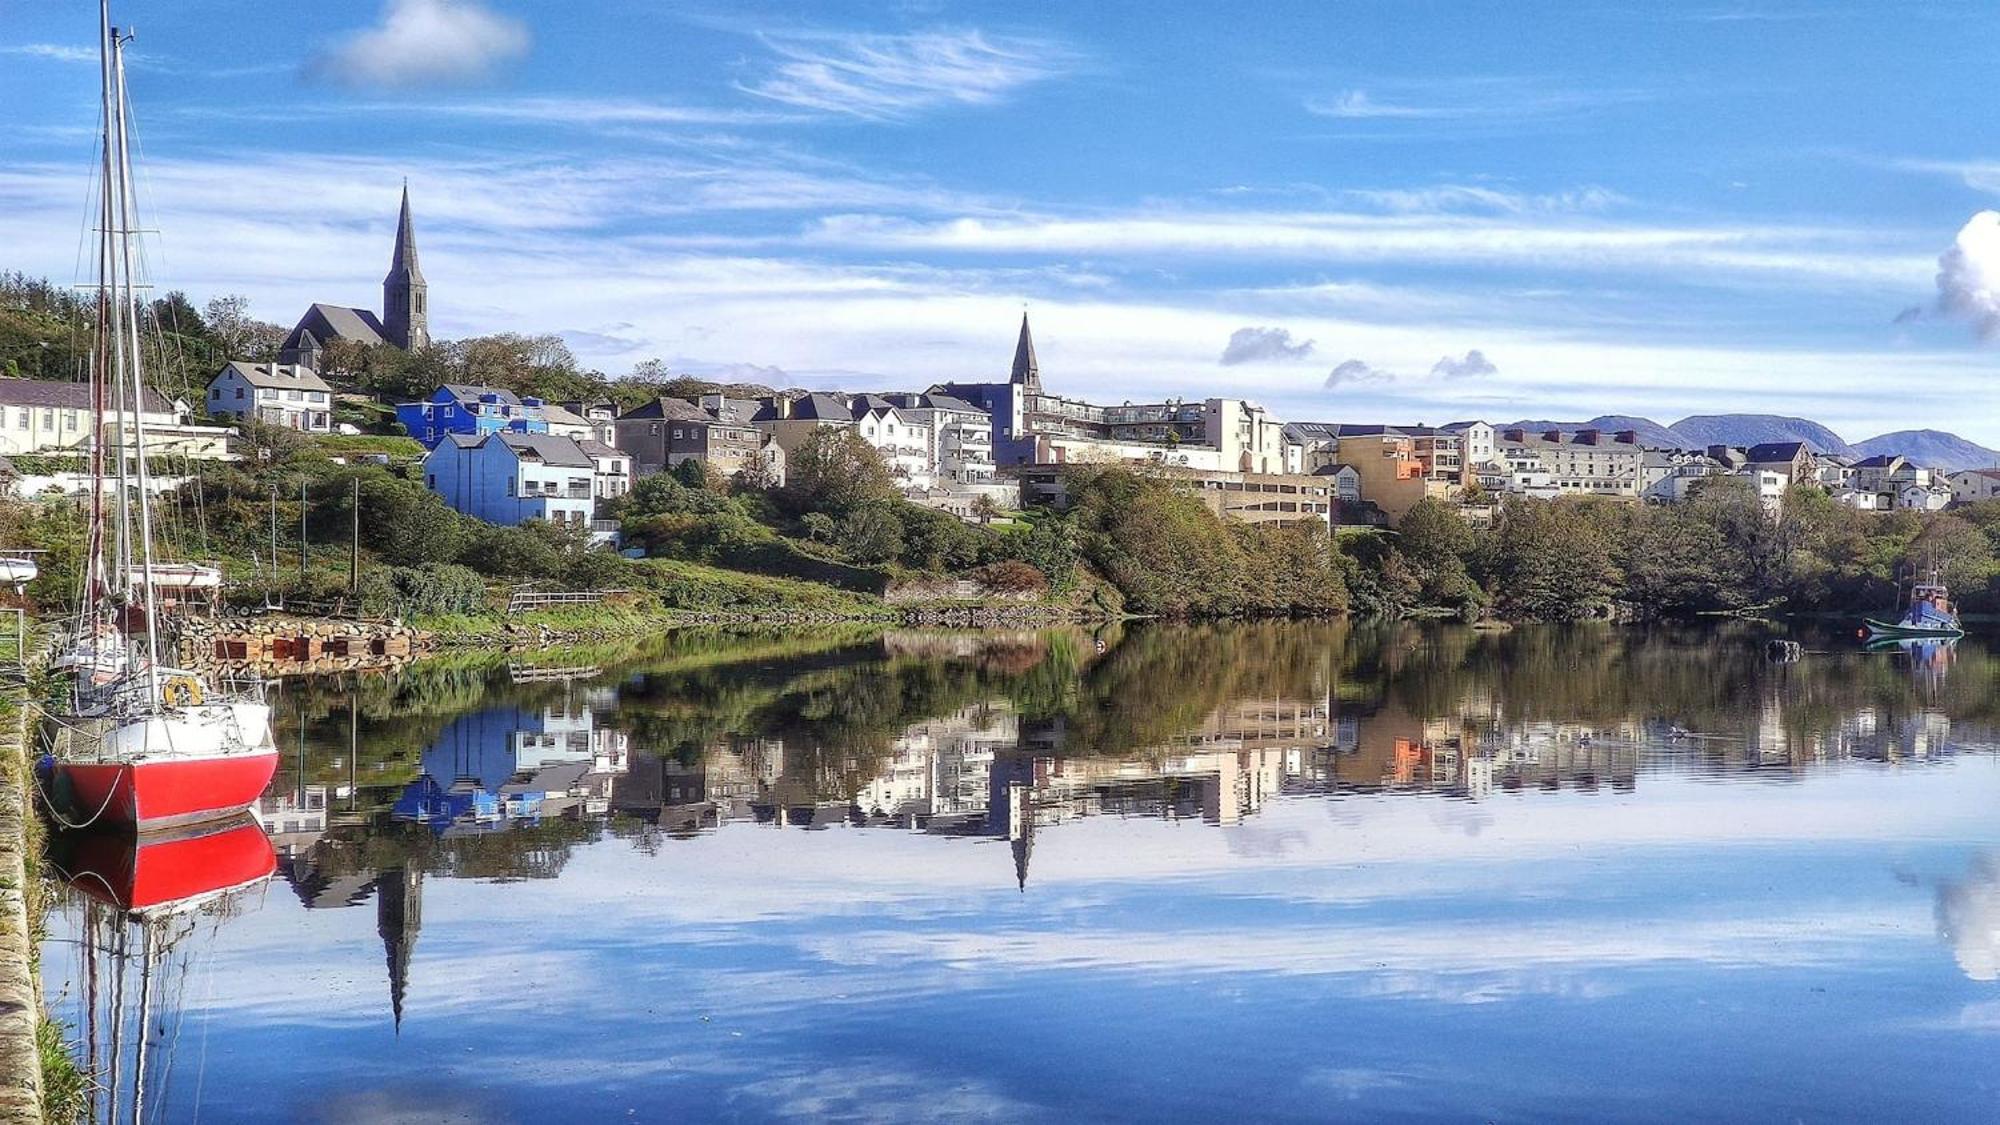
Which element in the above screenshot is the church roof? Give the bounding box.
[1010,313,1038,386]
[387,184,424,284]
[299,303,388,348]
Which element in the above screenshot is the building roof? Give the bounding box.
[0,377,173,415]
[300,303,388,347]
[540,403,591,427]
[213,360,332,394]
[1952,468,2000,481]
[1010,313,1039,386]
[440,383,522,406]
[1852,454,1902,469]
[1744,441,1809,464]
[576,438,622,459]
[782,392,854,422]
[620,397,716,422]
[494,432,593,467]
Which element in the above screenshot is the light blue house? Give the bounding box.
[422,431,599,529]
[396,383,550,448]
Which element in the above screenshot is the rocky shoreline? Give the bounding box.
[436,602,1103,649]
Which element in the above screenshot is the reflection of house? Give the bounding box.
[394,704,630,829]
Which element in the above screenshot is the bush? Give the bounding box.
[358,562,488,617]
[970,560,1047,595]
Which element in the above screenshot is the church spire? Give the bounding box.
[382,183,429,352]
[1009,312,1039,390]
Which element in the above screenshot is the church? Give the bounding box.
[277,185,430,370]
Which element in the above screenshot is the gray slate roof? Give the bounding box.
[494,432,594,467]
[214,360,332,394]
[302,303,387,347]
[0,377,173,414]
[441,383,522,405]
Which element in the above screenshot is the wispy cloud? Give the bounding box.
[2,43,95,64]
[1304,80,1653,127]
[1343,184,1627,216]
[305,0,530,89]
[1219,326,1315,365]
[739,29,1075,120]
[395,95,799,129]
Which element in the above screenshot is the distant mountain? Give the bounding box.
[1503,415,1688,449]
[1853,429,2000,472]
[1667,414,1854,457]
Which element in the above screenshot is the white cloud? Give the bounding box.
[739,29,1074,120]
[1933,211,2000,340]
[1219,326,1315,365]
[2,43,95,63]
[1303,81,1653,125]
[306,0,530,89]
[1431,349,1498,379]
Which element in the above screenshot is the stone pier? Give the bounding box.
[171,613,433,677]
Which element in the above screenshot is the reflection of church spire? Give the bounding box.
[1007,781,1032,892]
[376,866,424,1033]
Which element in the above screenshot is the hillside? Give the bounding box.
[1667,414,1854,456]
[1852,429,2000,472]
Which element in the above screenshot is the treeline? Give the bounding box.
[1352,477,2000,620]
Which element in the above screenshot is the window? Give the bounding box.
[672,428,683,439]
[13,410,24,431]
[210,387,221,400]
[235,387,245,400]
[286,389,301,401]
[41,410,53,429]
[426,474,435,489]
[62,410,76,430]
[506,477,515,496]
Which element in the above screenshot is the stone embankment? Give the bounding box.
[0,686,41,1122]
[170,613,433,677]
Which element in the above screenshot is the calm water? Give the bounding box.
[37,622,2000,1122]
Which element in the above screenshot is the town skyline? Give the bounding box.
[8,2,2000,440]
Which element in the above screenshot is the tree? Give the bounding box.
[971,494,1001,526]
[203,294,285,361]
[1395,498,1479,609]
[673,458,710,490]
[839,504,903,565]
[782,428,896,517]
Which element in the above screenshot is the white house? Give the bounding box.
[1898,481,1952,511]
[577,438,630,501]
[1948,468,2000,504]
[850,396,935,491]
[0,377,186,456]
[422,432,601,530]
[206,361,333,432]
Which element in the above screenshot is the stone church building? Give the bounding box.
[278,185,430,370]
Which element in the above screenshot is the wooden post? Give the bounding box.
[349,475,360,593]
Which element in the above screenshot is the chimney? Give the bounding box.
[1575,428,1601,445]
[1615,429,1638,445]
[1707,444,1731,462]
[699,393,725,412]
[1503,428,1526,442]
[1541,429,1565,443]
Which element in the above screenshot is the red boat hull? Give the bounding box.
[57,749,279,831]
[53,814,276,913]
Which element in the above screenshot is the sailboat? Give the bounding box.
[39,2,277,832]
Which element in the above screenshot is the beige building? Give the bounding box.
[1496,428,1644,500]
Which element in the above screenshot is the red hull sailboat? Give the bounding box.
[40,1,277,831]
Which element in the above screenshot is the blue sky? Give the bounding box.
[6,1,2000,439]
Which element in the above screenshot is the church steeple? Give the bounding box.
[382,184,428,352]
[1009,312,1039,391]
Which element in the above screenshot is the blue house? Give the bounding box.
[422,431,600,530]
[396,383,550,448]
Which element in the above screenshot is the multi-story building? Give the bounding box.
[1496,428,1644,500]
[396,384,552,448]
[1328,432,1455,523]
[849,395,935,490]
[205,361,334,432]
[422,431,604,531]
[932,314,1293,475]
[1948,468,2000,504]
[614,397,786,484]
[1017,463,1334,529]
[881,392,999,489]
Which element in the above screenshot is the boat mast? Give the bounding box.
[107,9,164,685]
[97,0,134,630]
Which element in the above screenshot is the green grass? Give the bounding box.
[38,1016,87,1124]
[310,433,426,458]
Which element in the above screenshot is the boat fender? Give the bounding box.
[162,675,204,708]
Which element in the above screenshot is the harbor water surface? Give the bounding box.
[38,622,2000,1122]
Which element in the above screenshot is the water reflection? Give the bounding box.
[39,621,2000,1121]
